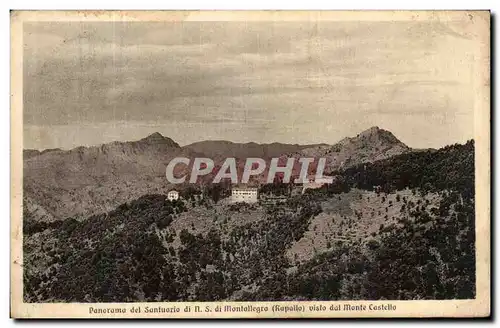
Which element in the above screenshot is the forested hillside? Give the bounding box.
[23,141,475,302]
[338,140,474,198]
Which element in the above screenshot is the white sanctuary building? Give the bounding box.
[231,187,258,203]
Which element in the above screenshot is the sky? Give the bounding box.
[23,17,483,150]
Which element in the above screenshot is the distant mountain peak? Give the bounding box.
[355,126,405,146]
[143,132,165,140]
[138,132,180,148]
[359,126,386,136]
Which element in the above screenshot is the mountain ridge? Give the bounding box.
[23,126,412,220]
[23,126,407,155]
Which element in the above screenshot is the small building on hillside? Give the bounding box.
[231,187,258,203]
[259,194,288,205]
[302,176,334,194]
[167,190,179,201]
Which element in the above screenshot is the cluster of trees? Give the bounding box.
[179,183,231,205]
[23,218,65,235]
[259,182,292,196]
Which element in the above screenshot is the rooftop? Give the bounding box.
[232,186,258,190]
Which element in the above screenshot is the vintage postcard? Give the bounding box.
[11,10,490,318]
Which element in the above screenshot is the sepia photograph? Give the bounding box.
[10,10,490,318]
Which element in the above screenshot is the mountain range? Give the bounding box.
[23,126,412,221]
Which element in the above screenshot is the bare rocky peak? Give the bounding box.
[357,126,404,145]
[290,127,410,174]
[137,132,180,148]
[338,126,407,149]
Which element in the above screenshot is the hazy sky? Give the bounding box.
[23,19,481,150]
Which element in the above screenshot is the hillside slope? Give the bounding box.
[23,133,197,220]
[23,140,475,302]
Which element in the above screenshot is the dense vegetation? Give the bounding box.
[23,141,475,302]
[24,196,185,302]
[243,190,475,300]
[247,141,476,300]
[23,193,320,302]
[337,140,475,198]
